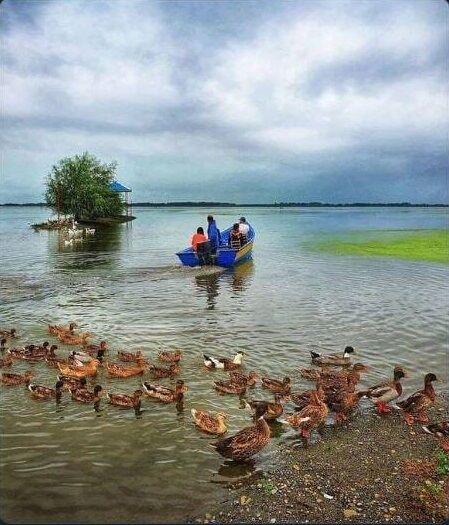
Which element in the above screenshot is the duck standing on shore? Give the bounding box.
[366,366,407,414]
[397,373,437,425]
[422,421,449,451]
[211,405,270,461]
[282,390,329,444]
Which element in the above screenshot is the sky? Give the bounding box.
[1,0,448,203]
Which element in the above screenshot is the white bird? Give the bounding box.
[70,350,94,363]
[85,228,95,235]
[203,351,245,370]
[64,239,73,247]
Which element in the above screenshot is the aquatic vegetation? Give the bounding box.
[312,229,448,264]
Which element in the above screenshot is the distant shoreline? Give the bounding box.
[1,202,448,208]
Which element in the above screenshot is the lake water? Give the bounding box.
[0,205,448,523]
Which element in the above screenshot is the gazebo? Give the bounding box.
[110,180,132,216]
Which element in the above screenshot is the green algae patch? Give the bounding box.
[312,229,449,264]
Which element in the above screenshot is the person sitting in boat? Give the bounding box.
[207,215,221,254]
[228,223,245,249]
[191,227,208,251]
[238,217,250,244]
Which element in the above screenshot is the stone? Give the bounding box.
[343,509,358,518]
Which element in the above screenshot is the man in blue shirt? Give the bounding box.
[207,215,221,254]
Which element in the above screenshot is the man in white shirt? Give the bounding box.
[238,217,250,243]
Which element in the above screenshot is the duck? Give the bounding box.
[148,363,179,379]
[82,341,108,356]
[0,353,13,367]
[48,322,77,336]
[332,389,368,422]
[310,345,355,366]
[70,350,97,364]
[57,359,100,378]
[106,389,144,413]
[366,366,407,414]
[203,351,245,371]
[210,405,271,461]
[291,385,326,410]
[8,346,42,362]
[299,368,323,381]
[261,376,291,395]
[282,390,329,443]
[1,371,33,385]
[157,350,182,363]
[58,375,87,391]
[142,380,187,403]
[105,359,147,378]
[214,379,247,395]
[228,371,259,387]
[46,355,69,369]
[117,350,146,363]
[397,373,437,425]
[28,380,64,401]
[71,384,103,406]
[58,332,91,345]
[191,408,228,435]
[0,328,17,338]
[422,421,449,451]
[245,394,285,420]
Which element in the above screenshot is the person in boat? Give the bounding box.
[228,223,245,249]
[192,227,213,266]
[207,215,221,254]
[238,217,250,244]
[191,227,207,251]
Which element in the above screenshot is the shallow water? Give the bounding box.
[0,206,448,523]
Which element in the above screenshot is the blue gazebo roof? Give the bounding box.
[110,180,131,193]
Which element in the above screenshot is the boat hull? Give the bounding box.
[176,226,255,268]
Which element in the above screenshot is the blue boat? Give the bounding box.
[176,225,255,268]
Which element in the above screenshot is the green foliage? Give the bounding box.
[259,474,277,495]
[435,449,449,476]
[45,152,125,219]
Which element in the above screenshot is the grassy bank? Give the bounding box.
[312,229,448,264]
[188,400,448,524]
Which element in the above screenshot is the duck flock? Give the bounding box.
[0,326,448,462]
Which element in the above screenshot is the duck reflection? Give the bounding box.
[50,225,125,270]
[195,270,221,310]
[214,458,258,482]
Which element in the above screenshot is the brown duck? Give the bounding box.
[107,389,144,412]
[261,376,291,395]
[245,394,285,420]
[105,360,147,378]
[117,350,146,363]
[148,363,179,379]
[0,352,13,367]
[71,385,103,407]
[142,380,187,403]
[214,379,247,395]
[191,409,228,435]
[211,405,271,461]
[158,350,182,363]
[366,366,407,414]
[228,371,259,387]
[283,390,329,443]
[291,385,326,410]
[1,371,33,385]
[397,373,437,425]
[58,375,87,391]
[28,380,64,401]
[0,328,17,338]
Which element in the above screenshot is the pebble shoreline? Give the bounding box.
[188,398,449,524]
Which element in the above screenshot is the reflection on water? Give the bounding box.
[0,206,448,524]
[50,226,124,270]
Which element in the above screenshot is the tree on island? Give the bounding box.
[45,152,125,220]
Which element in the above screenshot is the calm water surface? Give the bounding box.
[0,206,448,523]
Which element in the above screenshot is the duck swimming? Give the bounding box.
[228,371,259,387]
[58,375,87,391]
[366,366,407,414]
[71,385,103,407]
[211,405,271,461]
[203,351,245,371]
[310,346,355,367]
[191,409,228,435]
[157,350,182,363]
[57,359,100,378]
[107,389,144,413]
[148,363,179,379]
[117,350,145,363]
[28,380,64,401]
[245,394,285,420]
[1,371,33,386]
[214,379,247,395]
[105,360,147,378]
[48,322,76,337]
[142,380,187,403]
[0,328,17,338]
[397,373,437,425]
[58,332,91,345]
[261,376,291,395]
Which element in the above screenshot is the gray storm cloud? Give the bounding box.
[1,0,447,203]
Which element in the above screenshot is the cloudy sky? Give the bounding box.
[1,0,447,203]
